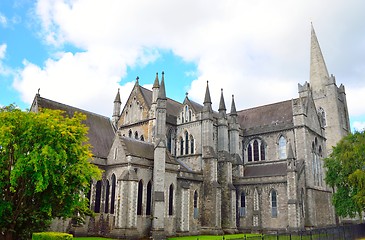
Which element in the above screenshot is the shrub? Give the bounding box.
[32,232,73,240]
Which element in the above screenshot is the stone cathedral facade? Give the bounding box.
[32,26,350,239]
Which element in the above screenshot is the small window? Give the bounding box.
[193,190,199,219]
[180,137,184,156]
[168,184,174,216]
[279,136,287,159]
[253,140,259,161]
[248,145,252,162]
[185,131,189,155]
[135,131,139,139]
[167,129,172,153]
[128,129,132,138]
[140,135,144,141]
[190,135,194,154]
[137,180,143,215]
[110,174,116,214]
[318,107,326,127]
[240,192,246,217]
[271,190,278,218]
[146,181,152,215]
[94,180,102,213]
[104,180,110,213]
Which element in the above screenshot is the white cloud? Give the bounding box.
[0,44,6,60]
[0,13,7,27]
[12,0,365,119]
[353,122,365,132]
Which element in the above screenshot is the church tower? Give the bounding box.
[217,89,237,233]
[309,24,350,154]
[151,72,167,239]
[201,81,222,234]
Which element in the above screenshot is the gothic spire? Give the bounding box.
[230,94,237,116]
[114,88,121,103]
[287,141,295,160]
[153,72,160,88]
[204,81,212,104]
[218,88,226,112]
[158,71,166,99]
[203,81,212,113]
[310,23,330,90]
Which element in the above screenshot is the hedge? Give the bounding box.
[32,232,73,240]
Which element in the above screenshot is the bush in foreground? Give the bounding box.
[32,232,73,240]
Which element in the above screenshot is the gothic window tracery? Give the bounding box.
[247,139,265,162]
[312,138,323,186]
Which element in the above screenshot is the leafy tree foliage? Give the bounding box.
[0,105,101,240]
[324,130,365,218]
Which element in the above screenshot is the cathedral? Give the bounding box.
[31,26,350,239]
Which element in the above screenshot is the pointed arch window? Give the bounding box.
[168,184,174,216]
[86,182,92,209]
[248,145,252,162]
[189,110,192,122]
[190,135,194,154]
[104,180,110,213]
[180,137,184,156]
[137,180,143,215]
[240,191,246,217]
[110,174,116,214]
[247,139,266,162]
[278,136,287,159]
[94,180,102,213]
[260,142,265,160]
[185,131,189,155]
[271,189,278,218]
[128,129,132,138]
[193,190,199,219]
[140,135,144,141]
[167,129,172,153]
[135,131,139,139]
[146,181,152,215]
[253,140,259,161]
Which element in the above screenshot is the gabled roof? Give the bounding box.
[139,86,182,118]
[32,95,115,159]
[119,136,154,160]
[237,100,294,135]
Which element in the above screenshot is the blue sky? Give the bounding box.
[1,0,365,131]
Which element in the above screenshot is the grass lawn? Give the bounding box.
[74,238,116,240]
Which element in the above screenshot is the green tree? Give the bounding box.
[0,105,101,240]
[324,130,365,218]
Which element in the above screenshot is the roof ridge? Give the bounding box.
[237,98,296,113]
[38,96,110,120]
[139,85,183,105]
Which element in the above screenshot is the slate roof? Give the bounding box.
[244,162,287,177]
[237,100,294,135]
[32,95,115,159]
[139,86,182,120]
[120,136,154,160]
